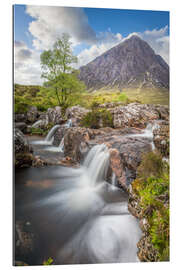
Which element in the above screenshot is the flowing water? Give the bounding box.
[31,120,44,128]
[15,144,141,265]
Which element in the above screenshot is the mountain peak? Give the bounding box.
[79,36,169,90]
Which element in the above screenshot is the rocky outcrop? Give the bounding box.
[47,106,64,125]
[62,126,152,189]
[14,128,33,168]
[65,105,91,126]
[153,121,169,157]
[27,106,39,124]
[111,103,169,128]
[15,113,27,123]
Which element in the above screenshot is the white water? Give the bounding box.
[43,119,72,152]
[45,124,61,142]
[31,119,43,128]
[127,123,160,151]
[29,144,141,263]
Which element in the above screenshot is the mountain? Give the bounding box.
[79,35,169,90]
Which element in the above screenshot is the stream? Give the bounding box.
[15,139,142,265]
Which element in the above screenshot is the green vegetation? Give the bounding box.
[132,151,169,261]
[29,123,54,136]
[40,33,85,110]
[43,257,53,265]
[81,101,113,128]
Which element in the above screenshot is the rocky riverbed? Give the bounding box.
[14,102,169,264]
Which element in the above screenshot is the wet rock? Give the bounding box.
[15,122,27,133]
[53,126,68,146]
[64,127,92,162]
[27,106,39,124]
[47,106,63,124]
[14,128,33,168]
[15,220,38,264]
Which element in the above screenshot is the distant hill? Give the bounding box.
[79,35,169,90]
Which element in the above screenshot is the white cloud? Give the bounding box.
[14,5,169,85]
[14,40,42,85]
[77,26,169,67]
[26,6,97,50]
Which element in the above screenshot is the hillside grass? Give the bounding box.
[14,84,169,114]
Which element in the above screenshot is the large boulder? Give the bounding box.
[15,113,27,123]
[14,128,33,168]
[15,122,27,133]
[65,105,91,126]
[27,106,39,124]
[112,103,169,128]
[47,106,63,124]
[64,127,92,162]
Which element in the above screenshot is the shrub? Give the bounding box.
[81,108,113,129]
[137,151,165,180]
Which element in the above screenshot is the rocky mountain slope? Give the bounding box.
[79,35,169,90]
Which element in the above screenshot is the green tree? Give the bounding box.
[40,33,84,107]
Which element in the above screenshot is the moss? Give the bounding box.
[132,152,169,261]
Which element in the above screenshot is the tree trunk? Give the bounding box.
[55,87,61,106]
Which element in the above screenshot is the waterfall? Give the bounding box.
[45,124,60,142]
[127,122,160,151]
[65,119,72,128]
[83,144,110,186]
[58,137,64,152]
[31,119,43,128]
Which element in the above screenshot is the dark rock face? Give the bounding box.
[15,113,27,123]
[53,126,68,146]
[15,122,27,133]
[14,128,33,168]
[79,35,169,90]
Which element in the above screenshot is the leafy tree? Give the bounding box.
[40,33,85,107]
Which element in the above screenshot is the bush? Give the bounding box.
[137,151,165,180]
[81,108,113,129]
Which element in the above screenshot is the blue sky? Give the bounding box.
[14,5,169,84]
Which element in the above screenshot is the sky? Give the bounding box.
[14,5,169,85]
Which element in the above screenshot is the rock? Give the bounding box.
[111,103,168,128]
[14,128,33,168]
[15,122,27,133]
[15,220,38,263]
[53,126,67,146]
[15,113,27,123]
[153,121,169,156]
[47,106,63,124]
[65,105,91,125]
[32,156,47,167]
[64,127,91,162]
[27,106,39,124]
